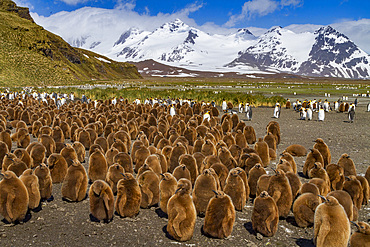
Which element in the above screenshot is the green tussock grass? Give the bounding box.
[0,1,142,87]
[33,86,286,106]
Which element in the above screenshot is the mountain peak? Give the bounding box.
[159,18,189,32]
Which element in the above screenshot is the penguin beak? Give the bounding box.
[271,167,276,174]
[345,176,350,181]
[318,195,327,202]
[350,221,360,229]
[212,190,218,196]
[347,156,350,159]
[0,173,3,177]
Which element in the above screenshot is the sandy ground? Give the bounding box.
[0,96,369,247]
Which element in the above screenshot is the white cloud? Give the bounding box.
[225,0,303,27]
[115,0,136,11]
[13,0,34,10]
[59,0,89,5]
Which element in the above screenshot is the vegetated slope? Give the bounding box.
[0,0,142,86]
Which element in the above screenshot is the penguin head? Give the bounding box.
[351,222,370,234]
[259,191,269,198]
[319,195,339,206]
[0,171,17,180]
[175,178,192,194]
[92,180,105,197]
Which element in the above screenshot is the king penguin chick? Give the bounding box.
[34,163,53,202]
[0,171,29,223]
[89,180,114,223]
[267,168,292,218]
[192,169,218,216]
[105,164,124,195]
[159,173,177,215]
[350,221,370,247]
[203,190,235,239]
[251,191,279,237]
[115,173,141,218]
[314,195,350,247]
[61,160,88,202]
[292,188,321,227]
[223,168,246,211]
[20,169,41,211]
[167,178,196,242]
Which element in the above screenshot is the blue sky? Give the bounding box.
[15,0,370,29]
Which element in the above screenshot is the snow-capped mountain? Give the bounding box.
[298,26,370,78]
[109,19,257,71]
[227,25,370,78]
[32,13,370,79]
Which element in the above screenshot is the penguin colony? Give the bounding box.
[0,93,368,246]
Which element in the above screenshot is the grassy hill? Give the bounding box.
[0,0,142,86]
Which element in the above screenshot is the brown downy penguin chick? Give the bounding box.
[234,167,249,201]
[267,168,292,218]
[179,154,198,185]
[7,157,28,177]
[235,129,247,149]
[138,170,160,208]
[248,164,267,198]
[0,171,29,223]
[105,164,124,195]
[94,136,108,154]
[269,148,277,161]
[313,138,331,168]
[366,166,370,187]
[256,174,271,196]
[0,130,12,152]
[134,146,151,173]
[343,175,363,210]
[113,152,133,174]
[284,144,307,157]
[326,164,345,190]
[252,191,279,237]
[172,164,191,182]
[39,134,56,157]
[292,188,321,227]
[300,182,320,195]
[356,176,369,205]
[201,139,216,157]
[14,128,30,148]
[243,125,257,144]
[266,121,280,145]
[240,153,263,174]
[285,171,302,200]
[224,168,246,211]
[137,163,153,178]
[19,169,41,211]
[2,153,16,172]
[78,129,91,150]
[88,149,108,183]
[254,138,270,167]
[89,180,114,223]
[203,190,236,239]
[350,221,370,247]
[144,154,162,176]
[0,141,9,166]
[337,153,356,176]
[276,158,294,173]
[327,190,355,221]
[61,160,88,202]
[72,142,86,163]
[52,126,65,143]
[30,143,46,167]
[47,154,68,183]
[115,173,141,218]
[192,169,218,216]
[61,144,79,167]
[303,148,324,177]
[218,147,237,171]
[314,195,350,247]
[208,167,221,191]
[13,148,32,169]
[210,163,229,191]
[309,162,330,186]
[34,163,53,201]
[159,173,177,215]
[309,178,330,196]
[264,132,277,150]
[279,151,297,174]
[106,147,119,167]
[167,178,196,242]
[168,143,187,172]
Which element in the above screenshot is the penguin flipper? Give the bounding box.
[6,193,15,221]
[172,207,186,238]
